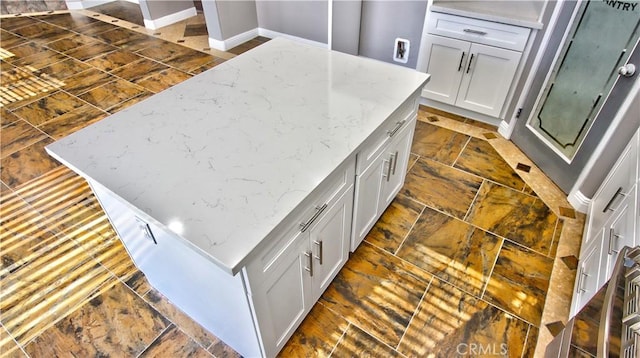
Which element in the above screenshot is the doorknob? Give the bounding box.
[618,63,636,77]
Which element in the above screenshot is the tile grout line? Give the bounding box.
[134,322,174,358]
[480,237,505,300]
[462,179,485,222]
[451,135,471,168]
[395,276,433,352]
[393,204,427,256]
[327,322,350,357]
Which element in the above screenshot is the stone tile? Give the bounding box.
[93,27,160,52]
[208,339,241,358]
[65,42,117,62]
[110,58,168,82]
[0,181,11,195]
[319,242,430,347]
[407,153,419,172]
[0,326,26,357]
[74,20,119,36]
[454,137,526,191]
[40,13,100,29]
[401,158,483,219]
[86,49,143,72]
[516,162,532,172]
[559,206,576,219]
[549,219,564,258]
[523,183,537,196]
[189,58,226,75]
[467,181,558,254]
[10,21,71,44]
[79,79,147,110]
[364,194,424,254]
[164,52,218,73]
[38,105,108,139]
[483,132,498,139]
[39,57,92,80]
[397,207,502,296]
[421,106,467,122]
[24,281,170,357]
[12,49,68,70]
[464,117,498,131]
[135,68,192,93]
[184,24,208,37]
[1,29,27,49]
[62,68,115,95]
[0,138,61,189]
[523,326,539,358]
[398,278,529,357]
[484,241,554,325]
[0,109,21,127]
[46,34,103,53]
[107,92,154,114]
[3,42,47,61]
[0,16,36,31]
[139,325,212,358]
[279,302,348,357]
[91,0,145,26]
[136,41,196,62]
[331,324,402,357]
[410,121,470,165]
[11,91,85,126]
[144,289,220,350]
[124,271,152,297]
[0,119,47,158]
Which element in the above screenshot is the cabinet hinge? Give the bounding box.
[516,108,523,119]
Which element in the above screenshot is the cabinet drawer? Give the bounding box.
[428,12,530,51]
[356,96,417,174]
[248,159,355,275]
[586,136,638,246]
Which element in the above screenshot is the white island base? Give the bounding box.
[46,38,429,357]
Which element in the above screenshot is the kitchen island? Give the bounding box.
[46,38,429,357]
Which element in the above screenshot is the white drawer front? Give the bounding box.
[428,12,530,51]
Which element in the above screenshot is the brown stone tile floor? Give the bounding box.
[1,11,584,358]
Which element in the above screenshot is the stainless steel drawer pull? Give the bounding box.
[391,151,399,175]
[387,120,405,137]
[577,269,589,293]
[463,28,487,36]
[300,204,328,232]
[386,157,393,182]
[314,240,323,265]
[603,187,625,212]
[304,251,313,277]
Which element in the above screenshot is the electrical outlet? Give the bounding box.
[393,38,410,64]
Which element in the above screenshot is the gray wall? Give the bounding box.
[256,0,328,44]
[331,0,362,55]
[139,0,193,20]
[358,1,427,68]
[216,0,258,39]
[201,0,222,39]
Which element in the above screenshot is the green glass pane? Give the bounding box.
[530,0,640,160]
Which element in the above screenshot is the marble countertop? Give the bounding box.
[46,38,429,275]
[431,0,544,29]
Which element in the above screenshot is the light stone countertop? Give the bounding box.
[431,0,544,29]
[46,38,429,275]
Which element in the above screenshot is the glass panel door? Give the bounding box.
[528,0,640,161]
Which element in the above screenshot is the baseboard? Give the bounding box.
[498,120,513,139]
[257,28,328,49]
[568,189,590,213]
[208,28,259,51]
[65,0,113,10]
[143,7,196,30]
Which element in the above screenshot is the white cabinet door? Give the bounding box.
[572,237,603,314]
[456,43,521,117]
[309,185,354,297]
[382,116,415,208]
[248,230,312,358]
[421,34,469,105]
[352,154,386,251]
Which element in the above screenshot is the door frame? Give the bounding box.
[507,0,640,198]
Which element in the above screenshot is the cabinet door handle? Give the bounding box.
[387,120,405,137]
[463,28,487,36]
[313,240,323,265]
[603,187,625,212]
[300,204,328,233]
[304,251,313,277]
[457,51,466,72]
[466,54,474,74]
[391,151,399,175]
[608,228,621,255]
[385,157,393,182]
[577,268,589,293]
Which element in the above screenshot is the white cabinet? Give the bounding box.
[245,161,354,357]
[420,12,529,118]
[352,114,416,250]
[571,129,639,315]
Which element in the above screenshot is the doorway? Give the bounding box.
[511,0,640,193]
